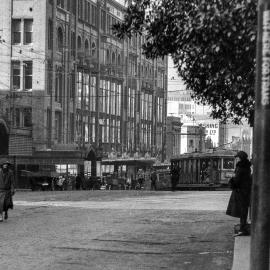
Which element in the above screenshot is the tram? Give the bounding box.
[152,163,171,190]
[170,149,237,186]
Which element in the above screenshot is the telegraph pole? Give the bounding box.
[251,1,270,269]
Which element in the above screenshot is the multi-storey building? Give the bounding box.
[0,0,168,186]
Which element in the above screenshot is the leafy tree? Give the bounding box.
[113,0,257,125]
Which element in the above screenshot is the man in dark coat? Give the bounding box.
[226,151,252,236]
[150,169,157,190]
[0,161,15,222]
[171,165,180,191]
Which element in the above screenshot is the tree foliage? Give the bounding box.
[113,0,257,125]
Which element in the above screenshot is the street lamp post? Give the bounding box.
[251,1,270,269]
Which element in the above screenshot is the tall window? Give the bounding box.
[91,4,97,26]
[78,0,83,19]
[55,69,62,102]
[87,2,91,23]
[76,72,82,108]
[13,107,32,127]
[48,19,53,49]
[84,73,89,109]
[67,0,71,11]
[85,39,89,54]
[57,27,63,51]
[84,0,89,21]
[24,61,33,90]
[24,19,33,44]
[91,41,96,57]
[77,36,82,50]
[55,112,62,143]
[70,113,75,142]
[90,76,96,111]
[23,108,32,127]
[101,10,106,32]
[90,116,95,142]
[12,19,21,44]
[12,61,21,90]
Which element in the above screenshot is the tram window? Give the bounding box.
[223,158,235,170]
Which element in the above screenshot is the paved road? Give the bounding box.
[1,191,235,270]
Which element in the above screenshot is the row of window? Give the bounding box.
[99,80,121,116]
[141,93,153,121]
[78,0,98,27]
[168,96,192,102]
[50,110,163,146]
[140,123,152,147]
[76,114,96,144]
[56,0,123,34]
[76,73,96,111]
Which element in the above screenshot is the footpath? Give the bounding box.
[232,236,250,270]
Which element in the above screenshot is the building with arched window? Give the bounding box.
[0,0,168,187]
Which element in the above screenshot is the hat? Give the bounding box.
[235,151,248,160]
[2,161,11,165]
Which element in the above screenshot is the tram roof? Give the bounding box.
[101,157,156,166]
[171,149,237,161]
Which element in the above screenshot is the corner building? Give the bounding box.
[0,0,168,186]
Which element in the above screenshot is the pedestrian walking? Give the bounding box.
[0,161,15,222]
[226,151,252,236]
[137,169,144,190]
[150,169,157,190]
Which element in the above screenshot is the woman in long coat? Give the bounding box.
[226,151,252,235]
[0,162,15,222]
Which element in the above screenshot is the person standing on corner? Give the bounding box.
[226,151,252,236]
[0,161,15,222]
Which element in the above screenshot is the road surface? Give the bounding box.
[1,190,235,270]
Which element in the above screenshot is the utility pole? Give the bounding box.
[251,1,270,269]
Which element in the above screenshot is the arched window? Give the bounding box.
[77,36,82,50]
[112,52,116,65]
[106,49,110,64]
[57,27,63,51]
[85,39,89,52]
[117,54,121,66]
[91,42,96,57]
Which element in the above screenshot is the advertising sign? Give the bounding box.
[203,122,219,147]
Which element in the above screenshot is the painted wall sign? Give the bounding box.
[261,10,270,106]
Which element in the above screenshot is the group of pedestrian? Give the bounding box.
[0,161,15,222]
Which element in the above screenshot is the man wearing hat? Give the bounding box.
[0,161,15,222]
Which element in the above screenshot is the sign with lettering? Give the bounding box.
[261,10,270,106]
[202,122,219,147]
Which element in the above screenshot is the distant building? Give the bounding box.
[166,57,253,153]
[0,0,168,186]
[180,123,206,154]
[166,116,182,159]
